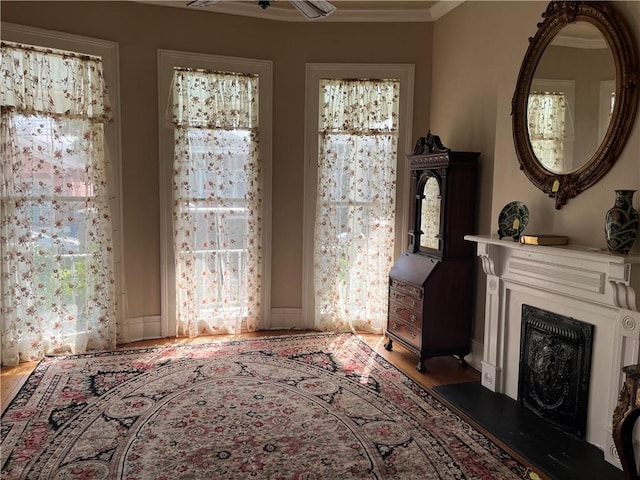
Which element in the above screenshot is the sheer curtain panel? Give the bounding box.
[169,68,262,336]
[314,78,399,333]
[0,42,117,366]
[528,91,568,172]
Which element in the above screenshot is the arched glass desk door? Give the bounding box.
[419,175,442,251]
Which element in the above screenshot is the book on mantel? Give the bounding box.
[519,234,569,246]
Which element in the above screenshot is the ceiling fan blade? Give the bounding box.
[290,0,336,20]
[187,0,220,7]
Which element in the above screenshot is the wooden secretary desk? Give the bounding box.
[384,134,479,372]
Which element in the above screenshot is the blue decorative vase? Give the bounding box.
[605,190,639,254]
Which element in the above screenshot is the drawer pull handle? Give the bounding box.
[391,321,398,329]
[393,306,416,317]
[409,287,417,295]
[391,292,417,307]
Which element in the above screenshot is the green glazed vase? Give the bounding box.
[605,190,639,254]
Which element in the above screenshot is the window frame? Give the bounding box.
[157,49,273,337]
[302,63,415,329]
[1,22,125,340]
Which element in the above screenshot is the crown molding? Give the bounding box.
[134,1,464,22]
[551,35,609,49]
[428,1,464,21]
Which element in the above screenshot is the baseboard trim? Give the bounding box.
[467,338,483,372]
[126,315,163,343]
[268,308,303,330]
[124,309,305,344]
[122,311,479,359]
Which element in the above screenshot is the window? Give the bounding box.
[303,64,414,333]
[0,25,122,365]
[158,50,272,337]
[528,79,575,173]
[528,91,567,171]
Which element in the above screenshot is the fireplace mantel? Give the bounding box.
[465,234,640,468]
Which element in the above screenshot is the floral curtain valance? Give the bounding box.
[0,41,112,122]
[170,68,259,130]
[319,78,399,134]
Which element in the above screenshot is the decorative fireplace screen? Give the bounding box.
[518,305,594,439]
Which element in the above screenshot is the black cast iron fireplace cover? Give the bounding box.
[518,305,594,439]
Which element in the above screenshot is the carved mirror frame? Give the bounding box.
[512,1,639,209]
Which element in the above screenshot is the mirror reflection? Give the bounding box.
[528,21,615,174]
[419,176,440,249]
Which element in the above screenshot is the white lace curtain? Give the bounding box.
[0,41,117,366]
[314,78,399,333]
[169,68,262,336]
[528,91,567,172]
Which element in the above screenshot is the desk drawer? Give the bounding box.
[389,288,421,309]
[387,315,421,350]
[389,299,421,328]
[389,278,423,299]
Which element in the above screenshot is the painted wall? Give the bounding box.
[3,1,639,352]
[429,0,640,343]
[0,1,433,321]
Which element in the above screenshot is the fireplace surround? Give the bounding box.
[465,235,640,469]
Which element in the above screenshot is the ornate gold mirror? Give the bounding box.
[512,1,639,209]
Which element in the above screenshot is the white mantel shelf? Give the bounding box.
[466,234,640,265]
[465,234,640,469]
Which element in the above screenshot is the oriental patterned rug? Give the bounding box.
[1,332,537,479]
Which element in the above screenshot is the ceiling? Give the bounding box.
[135,1,464,22]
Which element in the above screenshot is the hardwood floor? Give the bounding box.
[0,329,480,413]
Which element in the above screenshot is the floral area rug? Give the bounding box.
[1,332,536,479]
